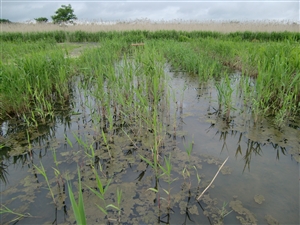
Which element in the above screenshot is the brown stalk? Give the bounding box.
[196,156,229,201]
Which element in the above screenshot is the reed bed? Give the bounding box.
[0,40,74,121]
[189,38,300,125]
[1,30,299,127]
[2,20,299,33]
[1,29,299,43]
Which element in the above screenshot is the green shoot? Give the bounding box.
[0,204,33,223]
[34,162,56,206]
[67,168,87,225]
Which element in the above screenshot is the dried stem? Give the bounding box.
[196,156,229,201]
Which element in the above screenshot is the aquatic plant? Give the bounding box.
[1,29,299,224]
[34,162,57,205]
[106,188,123,223]
[67,168,87,225]
[86,168,111,216]
[219,201,233,220]
[0,205,33,223]
[215,73,234,122]
[158,154,177,210]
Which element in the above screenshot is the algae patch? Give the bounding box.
[229,198,257,225]
[254,194,265,204]
[265,214,279,225]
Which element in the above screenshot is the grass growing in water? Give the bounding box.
[67,168,87,225]
[1,30,299,224]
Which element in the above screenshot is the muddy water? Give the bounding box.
[0,64,299,224]
[169,70,299,224]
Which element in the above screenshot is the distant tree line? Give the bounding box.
[2,4,77,24]
[0,19,11,23]
[35,17,48,23]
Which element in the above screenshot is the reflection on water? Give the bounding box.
[0,66,299,224]
[172,71,299,224]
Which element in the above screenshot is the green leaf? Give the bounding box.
[85,185,104,200]
[140,155,154,168]
[147,188,158,193]
[64,134,73,148]
[67,168,86,225]
[162,188,169,195]
[96,204,107,215]
[106,204,120,211]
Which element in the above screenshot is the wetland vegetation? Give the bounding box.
[1,26,299,224]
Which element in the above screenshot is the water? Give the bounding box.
[168,70,299,224]
[1,65,299,225]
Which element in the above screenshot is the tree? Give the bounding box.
[51,4,77,24]
[35,17,48,23]
[0,19,11,23]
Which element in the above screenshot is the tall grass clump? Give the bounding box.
[156,40,224,80]
[191,37,300,126]
[241,41,300,125]
[0,40,73,120]
[216,73,234,122]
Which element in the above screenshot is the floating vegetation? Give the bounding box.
[229,198,257,225]
[254,194,265,205]
[265,214,280,225]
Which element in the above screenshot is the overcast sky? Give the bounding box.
[1,0,299,23]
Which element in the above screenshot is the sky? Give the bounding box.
[1,0,299,23]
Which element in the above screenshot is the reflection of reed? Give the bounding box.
[0,161,8,184]
[271,142,287,159]
[0,112,73,185]
[213,129,289,172]
[242,139,262,171]
[242,139,287,171]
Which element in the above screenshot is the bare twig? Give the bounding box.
[196,156,229,201]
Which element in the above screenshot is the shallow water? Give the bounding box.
[0,63,299,224]
[168,70,299,224]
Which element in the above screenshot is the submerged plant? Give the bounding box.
[106,188,123,223]
[219,201,233,220]
[34,162,56,206]
[0,204,33,224]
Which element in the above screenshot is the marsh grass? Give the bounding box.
[216,73,234,122]
[67,168,86,225]
[1,41,73,121]
[158,154,178,210]
[2,28,299,127]
[161,37,299,126]
[1,27,299,224]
